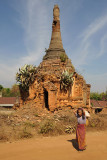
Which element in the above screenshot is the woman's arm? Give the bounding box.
[73,109,77,116]
[83,109,85,115]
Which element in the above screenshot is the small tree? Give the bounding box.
[10,84,20,97]
[2,88,11,97]
[16,64,37,91]
[0,85,3,91]
[60,70,74,91]
[90,91,107,101]
[16,64,37,101]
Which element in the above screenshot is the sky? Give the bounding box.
[0,0,107,93]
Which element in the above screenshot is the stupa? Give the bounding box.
[20,5,91,112]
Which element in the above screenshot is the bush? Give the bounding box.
[16,64,37,91]
[58,114,76,124]
[24,121,36,128]
[65,125,76,134]
[60,54,67,62]
[60,70,74,91]
[39,119,65,136]
[19,127,33,139]
[88,114,107,130]
[39,119,55,135]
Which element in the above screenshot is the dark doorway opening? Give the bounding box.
[44,89,49,110]
[95,108,103,114]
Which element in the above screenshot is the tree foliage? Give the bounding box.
[90,91,107,101]
[0,85,3,91]
[0,84,20,97]
[10,84,20,97]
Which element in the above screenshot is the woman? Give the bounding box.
[74,108,86,151]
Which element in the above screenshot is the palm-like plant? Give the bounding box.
[60,70,74,91]
[16,64,37,90]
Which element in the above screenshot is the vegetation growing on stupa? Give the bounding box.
[60,70,74,91]
[16,64,37,91]
[60,53,68,62]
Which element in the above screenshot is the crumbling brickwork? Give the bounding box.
[20,5,91,112]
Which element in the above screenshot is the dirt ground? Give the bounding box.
[0,131,107,160]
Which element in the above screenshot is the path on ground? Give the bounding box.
[0,131,107,160]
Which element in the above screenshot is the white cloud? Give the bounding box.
[70,13,107,92]
[99,33,107,57]
[17,0,50,65]
[72,14,107,67]
[0,0,107,93]
[0,0,51,87]
[81,14,107,43]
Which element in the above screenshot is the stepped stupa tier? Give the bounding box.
[20,5,91,112]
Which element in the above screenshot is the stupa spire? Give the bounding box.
[43,5,67,60]
[49,4,63,49]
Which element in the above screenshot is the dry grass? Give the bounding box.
[0,107,107,142]
[39,119,65,136]
[18,127,33,139]
[88,113,107,131]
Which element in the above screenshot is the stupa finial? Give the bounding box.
[48,4,63,50]
[53,4,60,20]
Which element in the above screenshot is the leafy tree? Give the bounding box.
[0,85,3,91]
[2,88,11,97]
[1,84,20,97]
[10,84,20,97]
[90,91,107,101]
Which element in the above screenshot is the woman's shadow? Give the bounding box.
[67,139,79,151]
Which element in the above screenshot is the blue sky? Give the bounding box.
[0,0,107,92]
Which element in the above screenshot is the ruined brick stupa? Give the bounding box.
[21,5,91,112]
